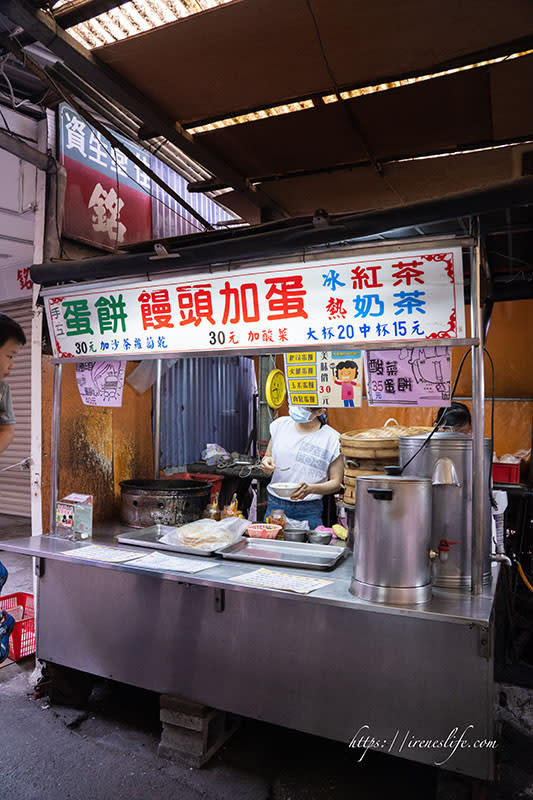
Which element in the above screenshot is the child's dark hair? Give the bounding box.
[0,313,26,347]
[435,401,471,429]
[335,360,358,378]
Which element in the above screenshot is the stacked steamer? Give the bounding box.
[340,419,433,505]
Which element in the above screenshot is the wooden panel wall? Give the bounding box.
[41,359,154,531]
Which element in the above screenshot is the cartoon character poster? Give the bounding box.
[364,347,451,406]
[284,351,363,408]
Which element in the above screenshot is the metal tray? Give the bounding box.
[215,537,348,571]
[115,525,222,557]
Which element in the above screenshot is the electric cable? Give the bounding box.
[517,562,533,593]
[398,348,472,475]
[484,347,497,508]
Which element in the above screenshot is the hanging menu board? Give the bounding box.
[364,347,452,406]
[43,248,465,358]
[284,351,363,407]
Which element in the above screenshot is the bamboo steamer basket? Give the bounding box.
[345,457,392,474]
[344,485,356,505]
[343,467,387,504]
[340,418,432,460]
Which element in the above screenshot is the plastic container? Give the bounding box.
[162,472,224,502]
[246,523,282,539]
[0,592,35,661]
[492,462,520,484]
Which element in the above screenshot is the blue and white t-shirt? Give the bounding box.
[0,381,15,426]
[267,416,340,501]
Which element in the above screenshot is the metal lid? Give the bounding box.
[399,432,491,445]
[356,475,431,484]
[399,431,490,451]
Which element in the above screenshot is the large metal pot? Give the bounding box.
[399,432,492,589]
[119,479,211,528]
[350,475,433,605]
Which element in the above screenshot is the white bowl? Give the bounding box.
[270,482,300,498]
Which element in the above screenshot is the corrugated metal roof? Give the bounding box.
[52,0,234,49]
[151,156,236,236]
[188,49,533,133]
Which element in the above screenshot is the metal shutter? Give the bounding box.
[0,300,32,516]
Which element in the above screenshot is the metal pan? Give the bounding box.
[215,537,347,571]
[115,524,222,557]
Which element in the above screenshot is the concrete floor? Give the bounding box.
[1,513,532,800]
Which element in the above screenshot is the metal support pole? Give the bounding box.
[470,229,486,594]
[153,360,162,479]
[257,355,275,453]
[49,363,62,534]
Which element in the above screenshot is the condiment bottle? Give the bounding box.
[268,508,286,539]
[222,493,243,519]
[202,492,221,521]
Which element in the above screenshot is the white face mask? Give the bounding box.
[289,405,313,423]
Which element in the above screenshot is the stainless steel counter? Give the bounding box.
[0,524,498,625]
[0,525,500,781]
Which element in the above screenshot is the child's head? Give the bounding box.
[0,314,26,381]
[0,314,26,348]
[335,360,358,382]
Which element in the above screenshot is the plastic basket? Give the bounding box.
[0,592,35,661]
[162,472,224,502]
[492,462,520,485]
[246,523,282,539]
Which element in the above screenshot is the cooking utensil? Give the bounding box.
[119,479,211,528]
[284,529,307,542]
[115,525,222,556]
[307,530,332,545]
[215,537,347,571]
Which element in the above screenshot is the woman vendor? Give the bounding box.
[435,401,472,433]
[260,405,343,529]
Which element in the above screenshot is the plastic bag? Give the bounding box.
[159,516,247,551]
[284,517,309,531]
[126,359,178,394]
[201,443,230,466]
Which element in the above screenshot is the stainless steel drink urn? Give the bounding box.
[350,475,433,604]
[399,432,492,589]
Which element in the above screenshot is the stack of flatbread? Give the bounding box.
[159,517,247,551]
[180,525,234,551]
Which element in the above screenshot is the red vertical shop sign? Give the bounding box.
[58,103,152,250]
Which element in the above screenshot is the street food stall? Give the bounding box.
[1,234,504,782]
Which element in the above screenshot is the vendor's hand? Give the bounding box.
[290,482,311,501]
[261,455,276,475]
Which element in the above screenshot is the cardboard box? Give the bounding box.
[55,493,93,540]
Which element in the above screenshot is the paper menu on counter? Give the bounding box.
[60,545,145,563]
[230,568,332,594]
[124,552,219,573]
